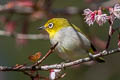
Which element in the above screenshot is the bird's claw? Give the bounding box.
[88,52,95,60]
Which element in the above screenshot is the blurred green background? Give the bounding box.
[0,0,120,80]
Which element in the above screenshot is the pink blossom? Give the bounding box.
[83,8,96,26]
[95,10,108,26]
[110,4,120,19]
[83,8,92,16]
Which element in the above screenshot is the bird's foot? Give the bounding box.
[88,52,95,61]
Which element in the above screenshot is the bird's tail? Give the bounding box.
[95,57,105,63]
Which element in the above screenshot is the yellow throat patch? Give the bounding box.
[44,18,71,38]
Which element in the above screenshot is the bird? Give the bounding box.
[38,18,105,63]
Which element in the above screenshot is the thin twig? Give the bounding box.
[105,18,114,49]
[32,42,58,67]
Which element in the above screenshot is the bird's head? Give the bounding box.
[38,18,70,38]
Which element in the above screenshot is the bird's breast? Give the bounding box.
[50,27,91,60]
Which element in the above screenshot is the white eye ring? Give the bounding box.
[48,23,54,28]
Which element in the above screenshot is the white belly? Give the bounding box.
[50,27,91,61]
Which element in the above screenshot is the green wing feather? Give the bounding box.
[71,23,105,63]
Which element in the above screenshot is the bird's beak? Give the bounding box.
[37,26,46,30]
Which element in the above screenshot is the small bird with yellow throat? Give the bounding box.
[38,18,105,63]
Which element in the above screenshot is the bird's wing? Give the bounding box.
[70,23,105,63]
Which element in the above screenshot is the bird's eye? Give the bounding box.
[48,23,53,28]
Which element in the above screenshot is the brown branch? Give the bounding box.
[105,18,114,49]
[40,48,120,70]
[0,48,120,71]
